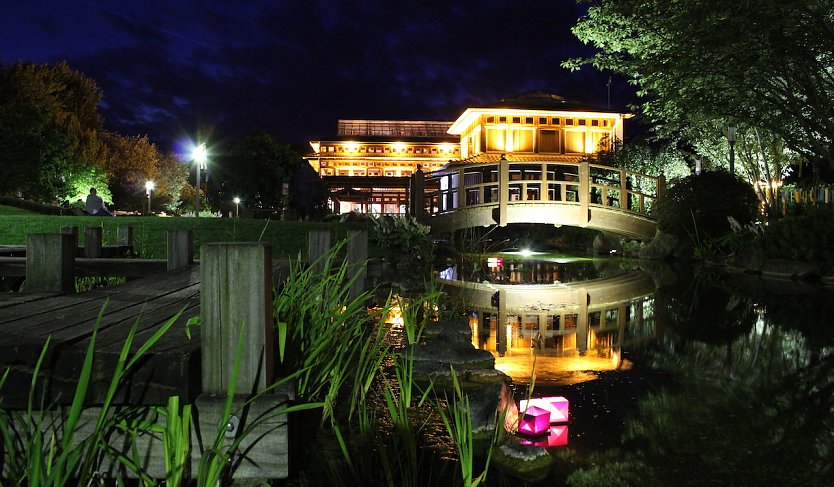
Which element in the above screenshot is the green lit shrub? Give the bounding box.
[756,206,834,267]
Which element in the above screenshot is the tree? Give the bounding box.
[102,133,169,212]
[154,152,189,212]
[566,0,834,171]
[216,133,304,211]
[0,61,106,201]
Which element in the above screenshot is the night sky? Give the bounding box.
[0,0,633,152]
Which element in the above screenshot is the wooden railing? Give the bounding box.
[411,159,664,238]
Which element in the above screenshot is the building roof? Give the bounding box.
[311,134,458,144]
[337,119,453,137]
[475,91,618,112]
[454,153,583,164]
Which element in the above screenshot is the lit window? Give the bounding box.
[513,129,534,152]
[552,117,561,125]
[565,119,574,126]
[525,117,534,124]
[487,116,495,123]
[538,117,547,124]
[591,120,599,127]
[512,117,521,124]
[486,128,506,151]
[578,119,587,126]
[565,131,584,153]
[499,116,507,123]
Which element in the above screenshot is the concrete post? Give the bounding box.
[307,230,331,273]
[84,227,102,258]
[201,242,274,394]
[347,230,368,300]
[411,166,425,221]
[167,230,193,271]
[117,226,134,248]
[26,233,75,293]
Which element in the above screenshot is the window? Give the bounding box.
[565,131,585,153]
[538,129,559,153]
[368,169,381,176]
[486,116,495,123]
[525,117,534,124]
[499,116,507,123]
[538,117,548,124]
[565,119,574,126]
[578,119,587,126]
[603,120,609,127]
[513,129,534,152]
[486,128,506,151]
[552,117,561,125]
[512,117,521,124]
[591,119,599,127]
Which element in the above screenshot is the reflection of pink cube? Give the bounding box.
[519,396,569,424]
[518,426,569,447]
[547,425,568,446]
[518,405,550,436]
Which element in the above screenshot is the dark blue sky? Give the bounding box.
[0,0,631,151]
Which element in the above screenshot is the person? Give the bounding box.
[85,188,113,216]
[439,257,458,280]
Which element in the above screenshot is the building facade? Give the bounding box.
[306,92,629,214]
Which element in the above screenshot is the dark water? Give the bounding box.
[461,257,834,486]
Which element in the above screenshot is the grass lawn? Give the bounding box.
[0,205,34,215]
[0,215,371,259]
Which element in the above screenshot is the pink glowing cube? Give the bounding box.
[520,396,569,424]
[518,405,550,436]
[519,425,569,447]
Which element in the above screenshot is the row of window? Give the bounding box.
[320,161,443,169]
[323,168,414,177]
[474,127,611,154]
[321,144,459,154]
[484,115,611,128]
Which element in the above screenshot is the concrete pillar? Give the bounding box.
[167,230,193,271]
[576,288,589,353]
[84,227,102,258]
[201,243,274,394]
[411,167,425,221]
[26,233,76,293]
[498,156,509,226]
[579,161,590,225]
[497,289,507,356]
[457,167,465,209]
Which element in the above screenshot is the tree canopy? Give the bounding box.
[215,133,304,211]
[566,0,834,171]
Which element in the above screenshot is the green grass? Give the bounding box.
[0,215,370,259]
[0,205,34,215]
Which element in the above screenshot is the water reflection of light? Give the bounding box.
[494,353,632,385]
[519,425,568,447]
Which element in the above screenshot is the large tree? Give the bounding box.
[0,61,107,201]
[216,133,304,211]
[566,0,834,171]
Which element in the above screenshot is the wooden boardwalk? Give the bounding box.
[0,266,201,408]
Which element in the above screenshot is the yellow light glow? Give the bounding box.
[506,324,512,347]
[392,143,407,152]
[440,143,454,153]
[345,143,359,152]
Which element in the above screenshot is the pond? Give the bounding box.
[446,255,834,485]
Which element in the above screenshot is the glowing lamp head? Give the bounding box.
[145,180,155,194]
[192,143,207,168]
[233,197,241,204]
[518,405,550,436]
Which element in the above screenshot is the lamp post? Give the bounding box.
[145,180,154,215]
[727,126,736,175]
[193,144,207,217]
[233,197,241,218]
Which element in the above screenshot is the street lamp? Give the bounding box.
[233,197,241,218]
[192,143,207,217]
[727,126,736,175]
[145,180,155,215]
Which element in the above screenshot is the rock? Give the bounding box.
[638,230,689,260]
[465,382,519,439]
[760,258,821,281]
[592,232,622,255]
[493,441,553,483]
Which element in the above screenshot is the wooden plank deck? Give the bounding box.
[0,266,202,408]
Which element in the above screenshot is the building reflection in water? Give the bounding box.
[446,266,657,385]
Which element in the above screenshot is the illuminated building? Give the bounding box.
[307,92,629,214]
